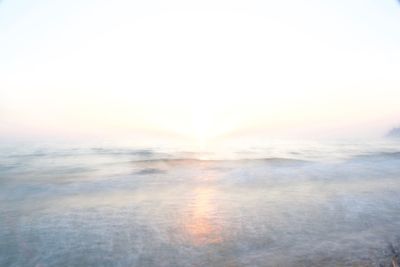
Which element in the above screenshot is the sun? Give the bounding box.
[191,109,212,146]
[188,106,237,148]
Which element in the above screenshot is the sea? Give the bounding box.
[1,138,400,266]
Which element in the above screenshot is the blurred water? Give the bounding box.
[1,139,400,266]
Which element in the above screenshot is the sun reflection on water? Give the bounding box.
[184,186,223,246]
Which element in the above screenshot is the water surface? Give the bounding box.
[1,140,400,266]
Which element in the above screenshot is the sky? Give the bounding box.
[1,0,400,143]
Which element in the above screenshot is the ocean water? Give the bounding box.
[1,139,400,266]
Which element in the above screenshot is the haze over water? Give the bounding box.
[2,0,400,266]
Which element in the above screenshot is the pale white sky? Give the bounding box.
[1,0,400,142]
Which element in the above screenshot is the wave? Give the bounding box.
[134,168,166,175]
[91,148,157,157]
[131,157,311,165]
[350,151,400,161]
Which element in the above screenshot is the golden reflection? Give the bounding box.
[184,186,223,246]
